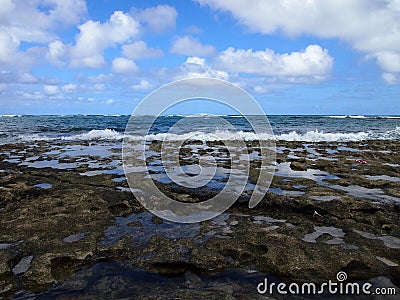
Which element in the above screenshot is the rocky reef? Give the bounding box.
[0,140,399,299]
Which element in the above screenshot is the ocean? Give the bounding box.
[1,114,400,143]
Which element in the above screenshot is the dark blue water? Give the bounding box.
[0,115,399,143]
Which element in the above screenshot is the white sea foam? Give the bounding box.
[16,133,50,141]
[186,113,216,117]
[348,115,367,119]
[327,115,347,119]
[62,129,124,141]
[325,115,400,119]
[379,116,400,119]
[14,127,400,142]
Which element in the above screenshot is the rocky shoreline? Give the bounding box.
[0,140,399,299]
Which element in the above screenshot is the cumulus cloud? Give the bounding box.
[19,91,45,100]
[0,0,87,43]
[122,41,163,59]
[0,71,37,85]
[177,56,229,80]
[131,80,152,90]
[87,73,114,83]
[171,35,216,56]
[217,45,333,81]
[0,0,86,72]
[0,32,19,64]
[61,83,77,93]
[69,11,140,68]
[382,72,400,85]
[184,25,204,35]
[196,0,400,83]
[43,85,59,95]
[18,72,37,83]
[111,57,139,74]
[46,40,67,67]
[92,83,106,91]
[373,51,400,73]
[134,5,177,33]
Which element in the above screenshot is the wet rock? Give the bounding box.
[184,270,202,287]
[289,161,307,171]
[24,253,56,286]
[190,247,229,272]
[1,139,400,297]
[12,255,33,275]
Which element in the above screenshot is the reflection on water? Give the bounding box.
[100,212,201,247]
[29,262,275,299]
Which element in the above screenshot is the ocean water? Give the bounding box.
[1,114,400,143]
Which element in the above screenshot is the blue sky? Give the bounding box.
[0,0,399,115]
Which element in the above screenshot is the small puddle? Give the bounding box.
[28,262,275,299]
[269,187,305,196]
[0,240,23,250]
[274,162,340,186]
[376,256,398,267]
[100,212,201,247]
[309,195,340,202]
[12,255,33,275]
[302,226,345,245]
[365,175,400,182]
[34,183,53,189]
[354,229,400,249]
[63,232,88,243]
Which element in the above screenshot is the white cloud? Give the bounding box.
[373,51,400,73]
[92,83,106,91]
[184,25,204,35]
[0,0,87,43]
[0,70,37,84]
[171,35,216,56]
[105,99,115,104]
[0,0,14,20]
[70,11,140,68]
[131,80,152,90]
[134,5,177,33]
[0,1,86,71]
[61,83,77,93]
[111,57,139,74]
[0,83,7,93]
[177,56,229,80]
[19,91,45,100]
[0,32,19,63]
[43,85,59,95]
[186,57,206,65]
[217,45,333,80]
[46,40,67,67]
[87,73,114,83]
[253,85,268,94]
[44,0,87,25]
[196,0,400,83]
[18,72,37,83]
[122,41,163,59]
[382,72,400,85]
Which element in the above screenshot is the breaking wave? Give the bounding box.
[15,126,400,142]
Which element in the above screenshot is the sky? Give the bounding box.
[0,0,399,115]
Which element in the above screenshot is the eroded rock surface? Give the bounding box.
[0,140,399,299]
